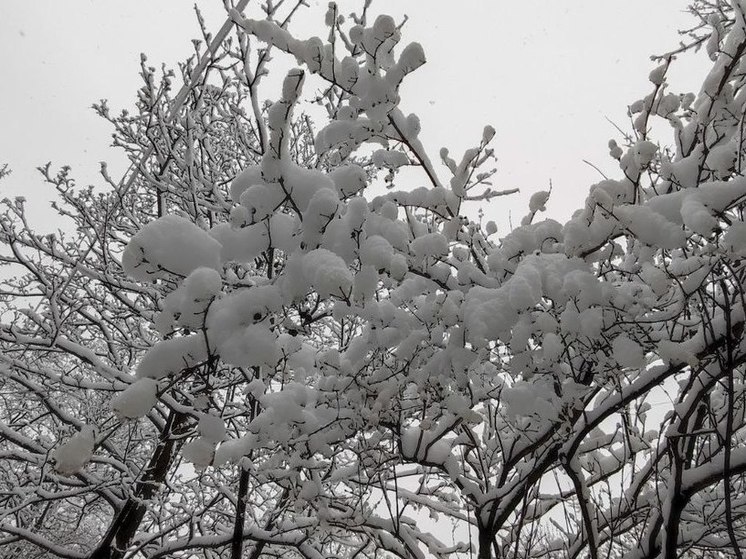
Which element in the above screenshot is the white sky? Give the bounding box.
[1,1,711,230]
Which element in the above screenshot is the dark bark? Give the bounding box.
[230,465,251,559]
[89,411,186,559]
[477,523,494,559]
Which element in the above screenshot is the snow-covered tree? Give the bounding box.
[4,1,746,559]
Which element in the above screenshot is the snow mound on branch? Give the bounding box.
[302,188,340,249]
[657,339,698,367]
[122,215,222,280]
[210,222,270,263]
[158,267,222,332]
[612,334,645,369]
[199,414,226,443]
[329,164,368,197]
[316,117,384,155]
[633,140,658,167]
[564,176,746,255]
[529,190,550,213]
[52,426,95,476]
[181,267,222,302]
[231,161,361,224]
[680,197,717,235]
[111,378,158,419]
[235,160,340,216]
[250,383,334,446]
[372,149,409,170]
[465,254,585,345]
[302,248,353,299]
[182,437,215,469]
[613,205,685,249]
[365,212,409,252]
[205,286,282,368]
[360,235,394,269]
[487,220,564,276]
[354,265,379,301]
[214,435,256,466]
[206,285,283,344]
[211,213,298,263]
[542,333,563,361]
[217,324,280,368]
[136,334,209,379]
[230,165,264,204]
[503,380,560,422]
[284,163,338,212]
[507,263,543,311]
[723,220,746,255]
[401,427,454,464]
[240,183,277,222]
[625,177,746,240]
[410,232,448,261]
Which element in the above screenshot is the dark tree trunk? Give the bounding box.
[230,465,250,559]
[89,411,186,559]
[478,525,494,559]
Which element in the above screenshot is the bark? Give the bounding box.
[477,525,494,559]
[230,465,251,559]
[89,411,186,559]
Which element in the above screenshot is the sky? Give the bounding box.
[0,1,712,231]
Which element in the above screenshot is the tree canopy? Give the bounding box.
[2,2,746,559]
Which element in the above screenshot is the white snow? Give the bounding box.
[181,437,215,469]
[160,267,222,331]
[240,184,278,222]
[329,164,368,197]
[122,215,222,280]
[136,334,209,379]
[354,265,379,301]
[410,232,448,261]
[199,414,227,443]
[360,235,394,270]
[723,220,746,255]
[612,335,645,369]
[214,435,256,466]
[302,248,353,299]
[210,222,270,263]
[680,197,717,235]
[372,149,410,170]
[648,63,667,85]
[529,190,551,213]
[503,380,559,422]
[614,205,685,249]
[633,140,658,168]
[217,324,280,368]
[111,378,158,419]
[543,332,563,361]
[52,426,95,476]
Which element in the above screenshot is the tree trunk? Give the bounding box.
[89,411,186,559]
[478,526,494,559]
[230,464,250,559]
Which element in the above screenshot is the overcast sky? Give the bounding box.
[1,1,711,230]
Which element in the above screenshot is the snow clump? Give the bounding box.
[122,215,222,281]
[302,248,353,298]
[111,378,159,419]
[52,426,95,476]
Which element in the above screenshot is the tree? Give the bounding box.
[3,1,746,559]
